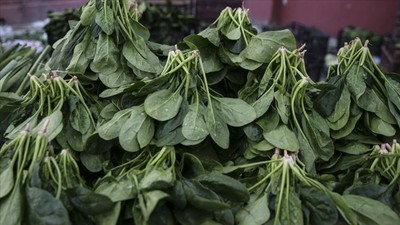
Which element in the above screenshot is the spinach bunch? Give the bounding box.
[99,49,256,150]
[49,0,162,89]
[0,45,51,144]
[5,72,97,153]
[238,46,332,171]
[0,120,63,224]
[225,149,400,225]
[313,39,400,174]
[369,140,400,186]
[316,39,397,143]
[90,146,250,225]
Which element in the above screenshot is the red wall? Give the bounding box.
[0,0,86,24]
[245,0,400,37]
[244,0,274,22]
[1,0,399,38]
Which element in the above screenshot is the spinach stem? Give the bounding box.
[16,46,51,95]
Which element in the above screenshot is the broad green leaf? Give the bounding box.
[139,190,170,221]
[369,115,396,136]
[26,187,71,225]
[182,104,208,141]
[314,76,345,117]
[279,191,303,225]
[64,123,92,152]
[155,102,188,146]
[80,1,96,26]
[0,92,22,104]
[225,27,241,40]
[263,125,299,151]
[67,187,114,215]
[100,103,118,120]
[99,67,134,88]
[199,46,224,73]
[0,162,14,198]
[6,114,38,139]
[156,127,185,147]
[199,27,220,46]
[139,168,174,190]
[240,58,263,71]
[181,153,206,178]
[94,202,121,225]
[243,123,263,142]
[297,133,317,172]
[323,154,368,173]
[343,194,400,225]
[257,109,280,132]
[0,184,22,225]
[183,180,230,211]
[331,113,362,139]
[80,153,103,173]
[66,35,95,74]
[357,89,396,124]
[327,108,350,131]
[131,20,150,40]
[242,30,296,63]
[174,206,212,225]
[259,67,273,95]
[49,27,87,70]
[300,186,338,225]
[274,91,290,124]
[136,116,155,149]
[302,116,334,161]
[196,173,249,203]
[205,105,229,149]
[326,192,358,225]
[123,39,162,74]
[213,97,256,127]
[252,88,274,118]
[95,175,137,202]
[31,110,63,141]
[90,33,118,74]
[99,85,132,98]
[119,106,154,152]
[98,108,131,140]
[95,5,114,35]
[336,142,371,155]
[70,103,91,134]
[327,86,350,125]
[144,89,183,121]
[385,76,400,110]
[388,101,400,128]
[346,65,366,100]
[236,192,270,225]
[357,89,377,112]
[184,35,223,73]
[250,139,275,151]
[147,204,175,225]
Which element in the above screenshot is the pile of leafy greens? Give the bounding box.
[1,0,400,224]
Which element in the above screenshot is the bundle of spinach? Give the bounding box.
[313,39,400,173]
[49,0,162,89]
[99,49,256,150]
[0,45,51,144]
[238,45,333,171]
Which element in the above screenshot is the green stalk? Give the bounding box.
[274,160,288,225]
[248,163,283,192]
[50,157,63,199]
[16,46,51,95]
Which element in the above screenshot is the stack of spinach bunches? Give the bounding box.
[0,0,400,224]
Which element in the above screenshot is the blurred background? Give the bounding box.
[1,0,400,80]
